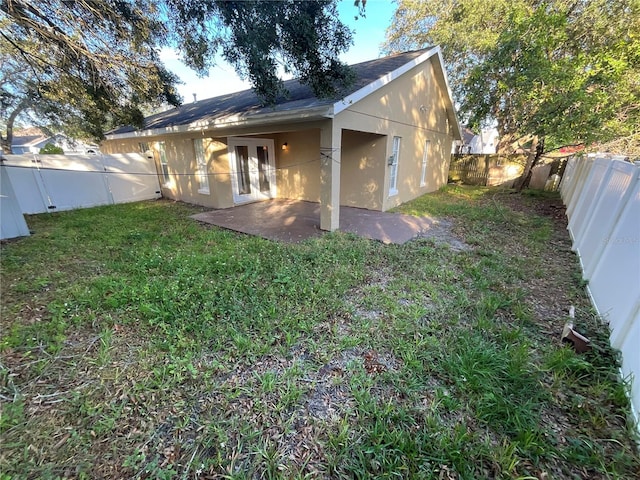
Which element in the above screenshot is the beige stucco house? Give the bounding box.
[101,47,462,231]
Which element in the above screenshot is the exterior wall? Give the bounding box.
[101,123,328,208]
[469,127,499,154]
[99,137,140,155]
[12,142,47,154]
[163,136,234,209]
[272,129,321,202]
[220,123,326,205]
[101,134,232,208]
[206,138,234,208]
[340,130,386,210]
[334,57,454,211]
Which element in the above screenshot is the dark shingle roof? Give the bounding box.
[109,49,434,135]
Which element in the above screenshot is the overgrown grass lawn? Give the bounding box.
[1,186,638,479]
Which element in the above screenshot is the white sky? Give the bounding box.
[159,0,397,102]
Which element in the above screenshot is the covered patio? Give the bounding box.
[190,199,442,244]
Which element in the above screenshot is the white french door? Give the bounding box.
[228,137,276,204]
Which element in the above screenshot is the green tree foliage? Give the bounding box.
[39,143,63,154]
[1,0,360,153]
[0,0,181,152]
[164,0,357,104]
[385,0,640,153]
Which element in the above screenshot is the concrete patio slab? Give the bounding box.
[191,199,442,245]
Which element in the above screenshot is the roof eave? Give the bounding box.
[105,105,334,141]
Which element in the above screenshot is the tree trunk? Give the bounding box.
[515,136,545,192]
[0,134,10,155]
[1,97,31,154]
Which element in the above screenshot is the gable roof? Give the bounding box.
[107,47,461,140]
[12,135,50,147]
[461,127,476,144]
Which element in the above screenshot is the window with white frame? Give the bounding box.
[420,140,430,187]
[157,141,169,184]
[193,139,210,194]
[389,136,401,196]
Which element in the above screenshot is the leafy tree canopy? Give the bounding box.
[164,0,359,103]
[0,0,181,151]
[39,142,64,154]
[385,0,640,153]
[1,0,362,153]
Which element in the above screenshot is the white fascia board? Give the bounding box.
[332,46,440,116]
[105,105,333,141]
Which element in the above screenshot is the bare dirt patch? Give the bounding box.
[417,218,473,252]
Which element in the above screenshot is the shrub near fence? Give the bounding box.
[449,154,525,187]
[560,155,640,424]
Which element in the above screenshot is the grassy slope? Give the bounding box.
[1,187,638,479]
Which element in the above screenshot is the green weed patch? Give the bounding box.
[1,189,638,479]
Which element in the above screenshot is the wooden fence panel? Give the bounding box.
[449,154,524,187]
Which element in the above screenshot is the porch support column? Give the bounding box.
[320,121,341,231]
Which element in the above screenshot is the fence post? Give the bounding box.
[98,154,116,205]
[559,156,576,199]
[31,154,55,212]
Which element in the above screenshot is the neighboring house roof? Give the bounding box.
[107,47,462,141]
[461,127,476,145]
[9,131,100,155]
[12,135,50,148]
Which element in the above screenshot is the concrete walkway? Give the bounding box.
[191,199,441,244]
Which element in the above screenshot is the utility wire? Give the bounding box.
[0,150,342,177]
[343,108,450,136]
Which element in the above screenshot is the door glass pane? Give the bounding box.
[257,145,270,193]
[235,145,250,194]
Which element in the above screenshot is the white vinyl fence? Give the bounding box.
[2,153,161,215]
[560,155,640,423]
[0,164,30,240]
